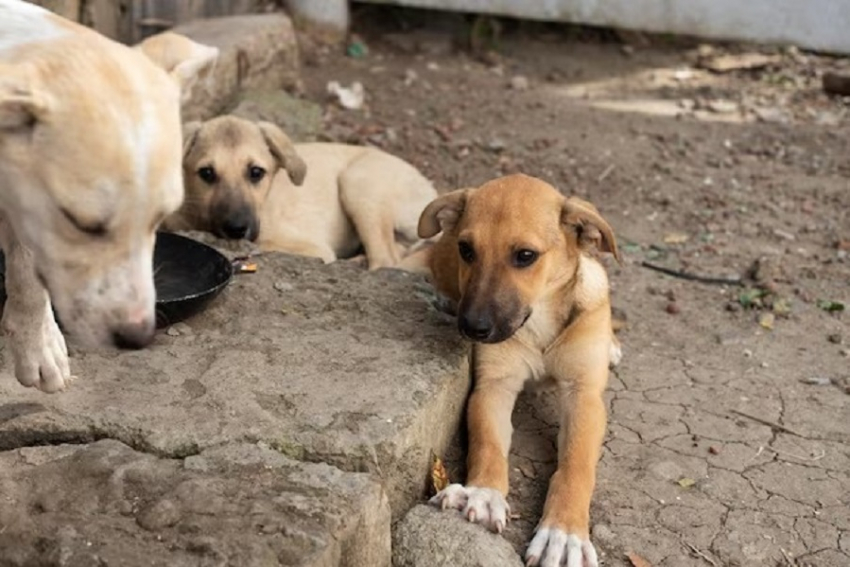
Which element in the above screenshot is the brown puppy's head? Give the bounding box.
[180,116,306,241]
[419,174,619,343]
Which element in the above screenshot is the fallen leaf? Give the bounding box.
[663,232,689,245]
[626,551,653,567]
[772,298,792,317]
[431,454,450,493]
[518,462,537,479]
[817,299,845,313]
[677,477,696,488]
[738,288,766,308]
[759,312,775,330]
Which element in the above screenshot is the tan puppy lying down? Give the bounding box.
[165,115,438,270]
[0,0,217,392]
[421,174,621,567]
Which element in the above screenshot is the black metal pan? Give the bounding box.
[0,232,233,329]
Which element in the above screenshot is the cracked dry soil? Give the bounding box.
[300,9,848,567]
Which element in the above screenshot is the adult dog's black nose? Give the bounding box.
[221,218,250,239]
[112,321,155,350]
[458,312,494,341]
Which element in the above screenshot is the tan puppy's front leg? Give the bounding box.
[526,311,611,567]
[0,219,72,393]
[430,347,530,533]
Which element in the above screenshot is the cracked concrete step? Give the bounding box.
[0,439,390,566]
[173,13,302,121]
[0,254,469,517]
[393,505,524,567]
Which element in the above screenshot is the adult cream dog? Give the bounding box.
[165,115,438,270]
[422,174,621,567]
[0,0,217,392]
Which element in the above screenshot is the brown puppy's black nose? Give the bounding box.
[459,313,494,341]
[222,218,250,239]
[112,321,155,350]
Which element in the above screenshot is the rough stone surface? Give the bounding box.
[173,14,301,121]
[232,89,324,142]
[0,440,390,566]
[393,505,524,567]
[0,252,469,517]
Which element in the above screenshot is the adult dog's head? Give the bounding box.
[175,116,307,241]
[0,10,217,350]
[419,174,620,344]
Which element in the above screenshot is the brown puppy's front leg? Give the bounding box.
[430,346,530,533]
[526,310,611,567]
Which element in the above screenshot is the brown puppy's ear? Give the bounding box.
[182,121,202,159]
[418,188,474,238]
[258,121,307,186]
[561,196,621,263]
[0,65,50,129]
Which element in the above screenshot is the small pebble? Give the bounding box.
[827,333,843,344]
[665,302,680,314]
[708,446,720,455]
[509,75,529,90]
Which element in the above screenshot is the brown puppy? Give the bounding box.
[422,174,621,567]
[166,115,438,270]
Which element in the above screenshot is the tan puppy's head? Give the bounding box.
[178,116,307,241]
[419,174,620,343]
[0,23,217,348]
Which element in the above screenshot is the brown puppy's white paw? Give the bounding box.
[609,339,623,367]
[2,308,72,393]
[525,528,598,567]
[429,483,511,533]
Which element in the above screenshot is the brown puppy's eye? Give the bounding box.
[197,166,217,184]
[458,241,476,264]
[513,249,538,268]
[248,165,266,184]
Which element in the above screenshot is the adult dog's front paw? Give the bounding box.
[525,527,598,567]
[429,483,511,533]
[3,309,72,393]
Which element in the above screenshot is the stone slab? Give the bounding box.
[0,439,390,567]
[172,14,301,121]
[393,505,524,567]
[0,253,469,516]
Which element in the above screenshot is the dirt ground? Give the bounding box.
[295,7,848,567]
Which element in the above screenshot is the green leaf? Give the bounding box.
[817,299,845,313]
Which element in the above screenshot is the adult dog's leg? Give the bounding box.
[526,309,611,567]
[0,218,72,392]
[430,346,530,533]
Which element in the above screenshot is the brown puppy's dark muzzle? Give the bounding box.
[457,292,531,344]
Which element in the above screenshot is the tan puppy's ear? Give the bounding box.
[418,188,474,238]
[182,121,202,159]
[258,121,307,186]
[0,65,50,129]
[134,32,219,100]
[562,196,621,263]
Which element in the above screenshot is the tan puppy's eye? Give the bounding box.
[458,241,476,264]
[197,166,217,184]
[513,249,539,268]
[247,165,266,184]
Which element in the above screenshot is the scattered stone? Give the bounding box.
[822,72,850,96]
[666,302,681,315]
[136,499,181,531]
[707,99,739,114]
[327,81,366,110]
[772,228,796,241]
[758,312,775,330]
[509,75,529,90]
[392,505,523,567]
[698,52,780,73]
[827,333,843,344]
[273,280,295,292]
[708,446,721,455]
[487,138,507,152]
[799,377,831,386]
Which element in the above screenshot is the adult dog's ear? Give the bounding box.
[0,65,50,129]
[258,121,307,186]
[182,121,202,160]
[561,196,621,263]
[134,32,219,101]
[418,188,474,238]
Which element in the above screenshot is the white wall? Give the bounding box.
[356,0,850,54]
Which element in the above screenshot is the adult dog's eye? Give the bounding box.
[513,249,538,268]
[248,165,266,183]
[197,166,217,184]
[60,207,107,237]
[458,241,476,264]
